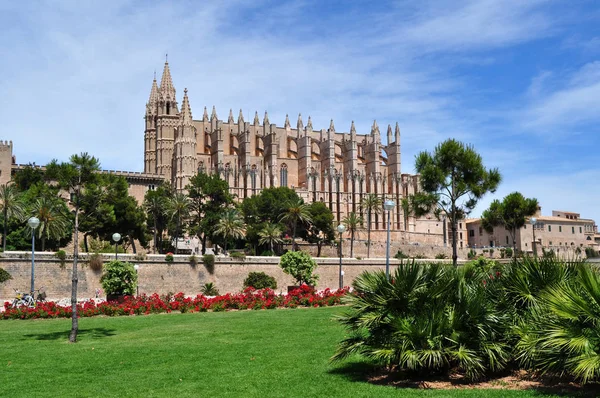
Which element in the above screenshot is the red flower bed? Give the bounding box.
[1,285,349,320]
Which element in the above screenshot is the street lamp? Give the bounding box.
[28,217,40,295]
[383,200,395,279]
[337,224,346,289]
[529,218,537,258]
[112,233,121,261]
[134,264,139,297]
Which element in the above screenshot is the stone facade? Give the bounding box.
[466,208,598,256]
[143,60,444,240]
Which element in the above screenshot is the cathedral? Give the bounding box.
[143,60,454,244]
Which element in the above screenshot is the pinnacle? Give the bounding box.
[395,122,400,135]
[203,106,209,121]
[350,120,356,134]
[284,114,291,128]
[159,61,176,100]
[228,109,234,123]
[307,116,313,129]
[297,113,304,130]
[211,105,218,120]
[254,111,260,125]
[263,111,270,125]
[148,76,159,105]
[238,109,244,123]
[180,88,193,124]
[329,119,335,131]
[371,120,380,134]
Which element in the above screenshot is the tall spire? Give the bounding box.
[203,106,209,121]
[350,121,357,137]
[211,105,218,120]
[228,109,234,124]
[159,60,176,101]
[238,109,244,124]
[284,114,291,129]
[307,116,313,130]
[329,119,335,132]
[263,111,270,125]
[148,75,159,105]
[297,113,304,130]
[253,111,260,125]
[387,124,393,144]
[371,120,380,135]
[395,122,401,141]
[180,88,193,125]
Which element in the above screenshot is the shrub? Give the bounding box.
[230,251,246,260]
[504,247,513,258]
[0,267,12,284]
[165,252,174,263]
[489,248,494,257]
[467,249,476,259]
[55,250,67,267]
[133,252,147,261]
[435,253,447,259]
[243,272,277,290]
[394,250,409,259]
[260,250,274,257]
[100,260,138,296]
[189,254,198,266]
[88,253,104,272]
[203,254,215,274]
[279,251,318,286]
[201,282,219,296]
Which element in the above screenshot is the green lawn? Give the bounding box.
[1,307,563,398]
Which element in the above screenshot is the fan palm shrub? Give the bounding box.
[333,261,510,380]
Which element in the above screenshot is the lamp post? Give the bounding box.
[529,218,537,258]
[112,233,121,261]
[134,264,139,297]
[383,200,395,279]
[337,224,346,289]
[28,217,40,294]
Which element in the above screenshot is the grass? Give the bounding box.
[1,307,565,398]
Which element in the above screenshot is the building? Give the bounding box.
[466,208,598,255]
[142,60,450,244]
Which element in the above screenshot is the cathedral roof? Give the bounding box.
[159,61,176,101]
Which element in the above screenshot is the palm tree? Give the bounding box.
[361,194,382,258]
[0,184,25,252]
[258,223,283,255]
[279,199,312,251]
[342,212,363,258]
[215,209,245,254]
[168,192,190,254]
[31,196,70,251]
[145,194,168,254]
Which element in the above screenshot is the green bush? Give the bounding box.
[189,254,198,266]
[504,247,513,258]
[260,250,274,256]
[230,251,246,260]
[202,254,215,274]
[0,267,12,284]
[394,250,409,259]
[55,250,67,268]
[279,251,318,286]
[100,260,138,296]
[467,249,476,259]
[243,272,277,290]
[165,253,174,263]
[434,253,447,259]
[201,282,219,296]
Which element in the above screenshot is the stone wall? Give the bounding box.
[0,253,458,302]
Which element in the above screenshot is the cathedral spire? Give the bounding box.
[371,120,380,135]
[180,88,193,125]
[329,119,335,132]
[350,120,357,138]
[238,109,244,124]
[297,113,304,130]
[211,105,218,120]
[254,111,260,125]
[395,122,401,141]
[159,60,176,101]
[148,75,159,105]
[387,124,393,144]
[228,109,235,124]
[203,106,209,121]
[284,114,291,129]
[263,111,270,125]
[307,116,313,130]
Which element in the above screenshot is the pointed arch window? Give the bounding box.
[280,164,288,187]
[250,165,257,191]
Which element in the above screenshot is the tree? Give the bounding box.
[168,192,190,254]
[45,152,100,343]
[186,172,233,254]
[258,223,283,255]
[361,194,382,258]
[279,251,319,286]
[279,198,312,251]
[214,209,245,254]
[342,212,363,258]
[144,183,172,254]
[481,192,538,257]
[0,183,25,252]
[12,164,45,191]
[304,201,335,257]
[31,195,70,251]
[414,139,501,266]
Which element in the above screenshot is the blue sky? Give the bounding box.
[0,0,599,223]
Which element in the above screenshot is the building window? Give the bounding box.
[250,165,257,191]
[479,227,482,236]
[559,226,562,232]
[459,222,462,229]
[280,164,288,187]
[572,226,575,234]
[549,241,552,245]
[548,225,551,232]
[469,229,475,237]
[506,236,509,245]
[580,226,582,233]
[460,232,463,239]
[148,184,155,191]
